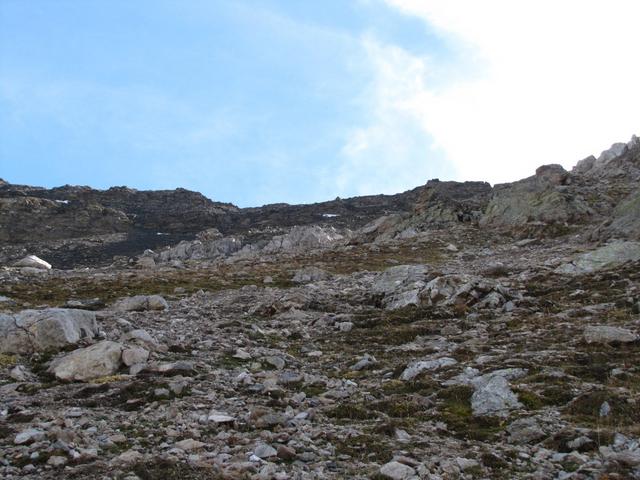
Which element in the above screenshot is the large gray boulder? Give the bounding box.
[13,255,52,270]
[114,295,168,312]
[48,341,124,381]
[158,235,243,263]
[470,369,526,417]
[555,241,640,275]
[0,309,98,354]
[372,265,430,310]
[584,326,638,344]
[608,190,640,240]
[291,266,331,284]
[379,461,416,480]
[262,226,344,253]
[420,274,516,309]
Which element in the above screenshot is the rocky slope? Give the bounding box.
[0,137,639,480]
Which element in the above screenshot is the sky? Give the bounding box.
[1,1,639,207]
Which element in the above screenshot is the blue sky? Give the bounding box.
[0,0,457,206]
[2,1,639,207]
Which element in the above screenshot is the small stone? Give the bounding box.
[114,295,168,312]
[455,457,480,471]
[175,439,206,451]
[115,449,144,465]
[15,428,45,445]
[264,356,286,370]
[154,388,170,398]
[121,346,150,366]
[276,445,296,460]
[254,443,277,459]
[337,322,354,332]
[208,412,235,424]
[155,360,195,375]
[233,349,252,360]
[379,460,416,480]
[9,365,34,382]
[47,455,67,467]
[400,357,457,381]
[351,354,377,371]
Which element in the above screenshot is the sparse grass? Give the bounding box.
[327,403,378,421]
[0,353,17,368]
[437,386,503,441]
[0,264,295,309]
[514,389,545,410]
[334,434,394,463]
[131,459,223,480]
[565,390,640,427]
[91,374,129,384]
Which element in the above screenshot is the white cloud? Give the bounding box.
[337,38,454,197]
[364,0,640,184]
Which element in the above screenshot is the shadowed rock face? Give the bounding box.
[1,136,639,268]
[414,180,493,225]
[0,182,423,267]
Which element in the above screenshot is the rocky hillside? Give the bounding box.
[0,137,640,480]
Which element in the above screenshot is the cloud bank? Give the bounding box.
[351,0,640,185]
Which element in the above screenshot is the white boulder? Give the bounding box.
[13,255,51,270]
[48,341,124,381]
[0,309,98,354]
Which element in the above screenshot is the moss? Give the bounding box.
[333,434,394,463]
[371,397,426,418]
[437,386,503,441]
[326,403,378,421]
[481,452,508,469]
[540,386,576,406]
[131,459,223,480]
[381,378,438,395]
[566,390,640,426]
[0,353,17,368]
[515,389,545,410]
[217,353,250,369]
[301,384,326,397]
[91,374,129,384]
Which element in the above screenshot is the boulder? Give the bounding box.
[400,357,457,381]
[262,225,344,253]
[0,309,98,354]
[555,241,640,275]
[470,369,526,417]
[48,341,124,381]
[420,274,516,309]
[584,326,638,344]
[372,265,430,296]
[507,417,547,444]
[608,190,640,240]
[372,264,430,310]
[13,255,51,270]
[121,346,150,366]
[379,461,416,480]
[114,295,168,312]
[292,266,331,284]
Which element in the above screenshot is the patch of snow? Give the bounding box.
[322,213,340,218]
[55,200,70,204]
